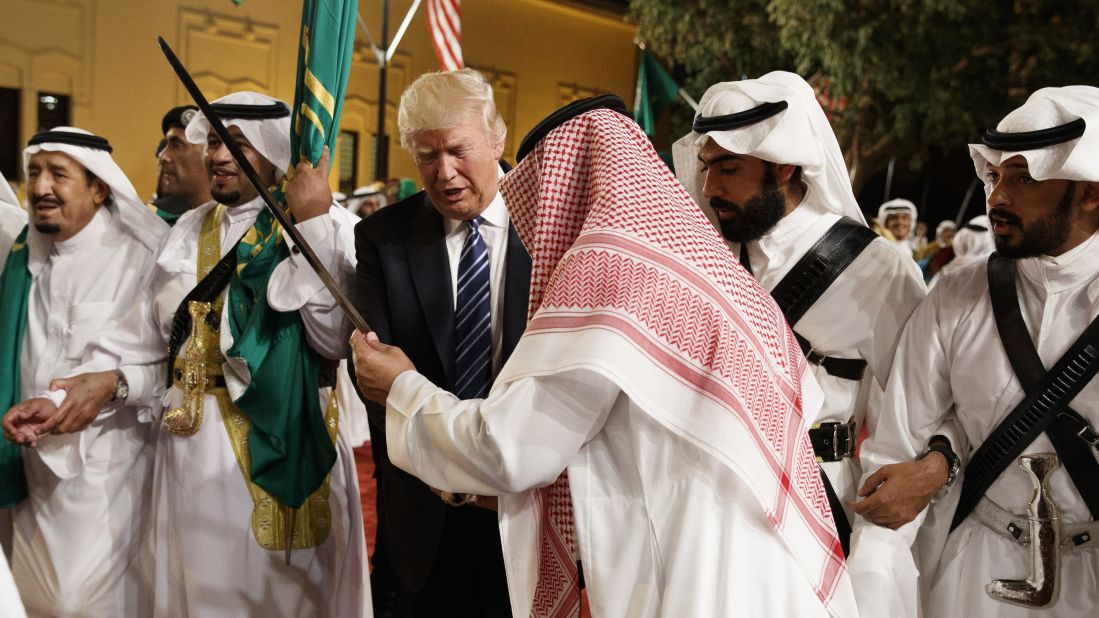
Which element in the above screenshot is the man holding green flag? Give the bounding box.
[7,92,368,616]
[4,1,370,612]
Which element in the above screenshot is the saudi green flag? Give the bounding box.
[633,49,681,138]
[291,0,357,167]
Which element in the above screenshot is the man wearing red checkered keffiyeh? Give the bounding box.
[352,96,856,617]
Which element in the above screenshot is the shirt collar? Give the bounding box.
[223,194,265,224]
[53,203,112,255]
[1017,227,1099,296]
[754,188,827,258]
[443,166,509,237]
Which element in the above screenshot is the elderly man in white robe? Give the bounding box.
[5,93,370,617]
[353,96,857,617]
[672,72,932,559]
[852,86,1099,617]
[0,128,168,615]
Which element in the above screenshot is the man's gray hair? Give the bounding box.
[398,68,506,150]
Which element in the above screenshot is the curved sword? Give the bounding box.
[157,36,370,335]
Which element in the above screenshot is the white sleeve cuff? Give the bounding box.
[269,211,338,311]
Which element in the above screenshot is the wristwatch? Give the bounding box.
[110,369,129,402]
[923,436,960,489]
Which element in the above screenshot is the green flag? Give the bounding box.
[0,226,30,507]
[633,49,681,138]
[291,0,357,167]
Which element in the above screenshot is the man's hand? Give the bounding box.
[3,398,59,447]
[349,330,415,404]
[37,371,118,435]
[848,453,949,529]
[286,145,333,223]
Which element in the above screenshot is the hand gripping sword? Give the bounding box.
[157,36,371,335]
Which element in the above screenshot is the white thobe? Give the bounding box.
[70,198,371,617]
[738,196,926,511]
[0,551,24,618]
[385,358,839,617]
[855,229,1099,617]
[11,206,159,616]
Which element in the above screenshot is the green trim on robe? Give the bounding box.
[154,207,184,227]
[225,208,335,508]
[0,226,31,507]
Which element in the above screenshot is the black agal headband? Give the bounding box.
[516,94,631,163]
[981,117,1086,151]
[28,130,113,153]
[692,100,788,133]
[209,101,291,120]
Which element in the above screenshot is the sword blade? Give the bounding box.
[157,36,371,335]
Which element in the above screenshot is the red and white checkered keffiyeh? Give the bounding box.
[499,108,848,615]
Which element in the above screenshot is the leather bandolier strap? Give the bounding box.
[769,217,877,381]
[951,254,1099,531]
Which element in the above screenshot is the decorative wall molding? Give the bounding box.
[176,7,280,101]
[557,82,603,105]
[471,66,518,159]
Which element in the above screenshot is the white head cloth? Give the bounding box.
[673,71,865,224]
[935,219,956,237]
[952,215,994,260]
[0,169,19,209]
[877,198,918,238]
[969,86,1099,184]
[185,91,291,180]
[23,127,167,252]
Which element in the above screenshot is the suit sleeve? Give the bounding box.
[348,216,394,461]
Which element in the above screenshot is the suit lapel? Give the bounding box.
[501,222,531,362]
[406,195,457,388]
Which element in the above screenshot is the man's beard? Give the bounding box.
[34,223,61,235]
[992,182,1074,258]
[211,187,242,206]
[710,167,786,244]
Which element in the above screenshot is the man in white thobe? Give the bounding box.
[672,73,930,548]
[7,93,370,617]
[853,86,1099,617]
[878,198,919,256]
[1,127,168,615]
[353,96,857,617]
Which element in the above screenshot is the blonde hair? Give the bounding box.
[397,68,506,150]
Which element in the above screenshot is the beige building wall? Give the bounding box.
[1,0,637,200]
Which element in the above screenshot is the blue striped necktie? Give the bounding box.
[454,216,492,399]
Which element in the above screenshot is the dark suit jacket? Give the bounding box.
[352,190,531,592]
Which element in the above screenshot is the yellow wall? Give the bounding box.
[1,0,637,200]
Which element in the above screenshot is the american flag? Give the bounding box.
[426,0,463,71]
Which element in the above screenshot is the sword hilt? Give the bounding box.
[986,453,1061,608]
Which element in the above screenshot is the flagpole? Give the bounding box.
[373,0,390,181]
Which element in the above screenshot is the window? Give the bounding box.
[338,130,359,195]
[37,92,71,132]
[0,87,19,182]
